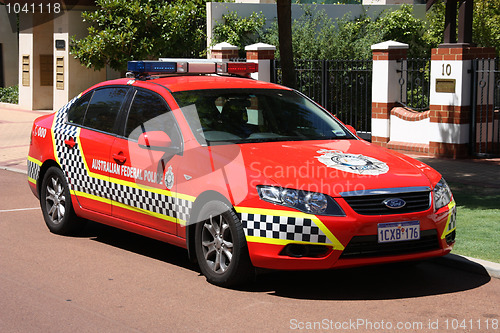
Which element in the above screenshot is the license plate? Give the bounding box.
[378,221,420,243]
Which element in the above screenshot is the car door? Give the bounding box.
[110,88,183,234]
[63,86,130,215]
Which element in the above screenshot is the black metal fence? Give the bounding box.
[272,59,372,140]
[397,58,431,111]
[243,55,500,158]
[471,58,500,157]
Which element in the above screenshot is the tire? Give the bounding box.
[40,166,82,235]
[194,201,254,287]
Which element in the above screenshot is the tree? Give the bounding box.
[263,5,429,60]
[277,0,296,89]
[472,0,500,53]
[377,6,428,57]
[211,11,266,58]
[71,0,210,71]
[425,0,500,55]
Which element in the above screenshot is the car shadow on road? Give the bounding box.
[81,220,491,301]
[248,260,491,300]
[81,220,199,272]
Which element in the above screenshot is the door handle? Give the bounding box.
[64,137,77,149]
[112,153,127,164]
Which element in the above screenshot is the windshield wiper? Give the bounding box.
[207,135,354,145]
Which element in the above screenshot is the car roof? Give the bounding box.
[95,75,289,93]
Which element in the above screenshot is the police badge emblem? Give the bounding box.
[164,165,174,189]
[315,149,389,175]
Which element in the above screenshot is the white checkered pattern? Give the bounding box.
[239,212,330,244]
[52,97,193,223]
[446,205,457,233]
[27,159,41,182]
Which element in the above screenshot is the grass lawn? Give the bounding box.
[448,182,500,263]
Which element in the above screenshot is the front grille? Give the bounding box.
[340,229,440,259]
[343,191,431,215]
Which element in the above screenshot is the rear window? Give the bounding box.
[67,92,92,125]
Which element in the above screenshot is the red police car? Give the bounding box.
[28,59,456,286]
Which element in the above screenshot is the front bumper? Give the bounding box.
[236,200,456,270]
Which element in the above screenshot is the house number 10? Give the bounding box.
[442,64,452,76]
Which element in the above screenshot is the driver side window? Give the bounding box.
[125,89,181,148]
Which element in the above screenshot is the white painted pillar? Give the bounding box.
[245,43,276,82]
[428,46,496,157]
[18,13,34,110]
[370,40,408,147]
[209,42,239,61]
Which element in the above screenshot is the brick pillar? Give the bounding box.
[428,45,496,158]
[370,41,408,147]
[210,42,239,60]
[245,43,276,82]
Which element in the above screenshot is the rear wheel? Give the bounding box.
[194,201,254,287]
[40,166,82,235]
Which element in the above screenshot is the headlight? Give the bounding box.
[433,178,453,210]
[303,192,328,214]
[257,185,345,216]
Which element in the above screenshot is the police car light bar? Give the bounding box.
[228,62,258,73]
[127,59,258,77]
[127,61,177,74]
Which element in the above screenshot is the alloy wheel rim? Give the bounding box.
[201,214,234,274]
[45,176,66,224]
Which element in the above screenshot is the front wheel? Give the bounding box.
[194,201,254,287]
[40,166,82,235]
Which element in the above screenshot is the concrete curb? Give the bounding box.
[434,253,500,279]
[0,102,24,110]
[0,166,27,175]
[2,167,498,280]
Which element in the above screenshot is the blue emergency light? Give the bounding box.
[127,61,177,74]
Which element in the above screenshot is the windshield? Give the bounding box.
[173,89,354,145]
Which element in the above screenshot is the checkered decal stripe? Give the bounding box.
[27,159,41,183]
[446,204,457,233]
[176,198,192,223]
[52,97,192,223]
[239,213,331,244]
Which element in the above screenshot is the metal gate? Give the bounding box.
[272,59,372,140]
[471,58,500,157]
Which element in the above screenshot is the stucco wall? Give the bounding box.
[0,6,18,88]
[32,14,54,110]
[53,9,106,111]
[18,14,33,110]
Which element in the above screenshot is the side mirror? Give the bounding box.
[345,124,357,136]
[138,131,172,151]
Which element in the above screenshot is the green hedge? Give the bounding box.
[0,85,19,104]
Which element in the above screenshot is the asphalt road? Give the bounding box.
[1,169,499,333]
